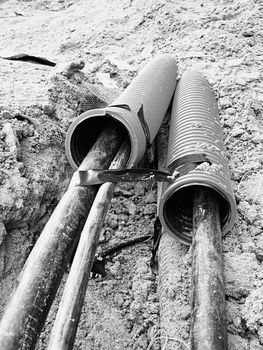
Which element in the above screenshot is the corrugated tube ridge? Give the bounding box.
[159,70,237,245]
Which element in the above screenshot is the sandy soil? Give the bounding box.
[0,0,263,349]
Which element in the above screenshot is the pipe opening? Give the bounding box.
[69,115,130,167]
[162,185,230,243]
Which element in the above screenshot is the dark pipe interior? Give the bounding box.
[163,185,230,242]
[70,115,129,167]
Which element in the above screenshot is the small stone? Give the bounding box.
[232,127,244,137]
[108,219,118,230]
[252,133,263,143]
[235,77,246,86]
[219,96,232,108]
[0,222,7,246]
[250,227,262,236]
[126,321,133,330]
[224,116,238,127]
[125,201,136,215]
[114,294,124,307]
[0,110,12,119]
[148,303,158,314]
[2,123,20,159]
[178,305,191,320]
[121,309,127,316]
[115,230,128,239]
[134,183,146,196]
[114,188,133,197]
[144,204,157,215]
[144,192,156,204]
[118,214,129,222]
[114,33,124,41]
[123,299,132,308]
[109,260,122,276]
[226,107,236,115]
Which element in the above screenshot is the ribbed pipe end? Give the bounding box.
[65,54,178,169]
[159,71,237,245]
[65,108,142,169]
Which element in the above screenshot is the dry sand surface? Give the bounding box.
[0,0,263,349]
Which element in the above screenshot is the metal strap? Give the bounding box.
[109,103,151,148]
[75,153,211,186]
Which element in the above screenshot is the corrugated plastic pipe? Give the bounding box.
[65,54,178,169]
[159,71,237,245]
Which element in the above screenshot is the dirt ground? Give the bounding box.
[0,0,263,349]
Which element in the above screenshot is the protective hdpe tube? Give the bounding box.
[65,54,178,168]
[159,71,237,245]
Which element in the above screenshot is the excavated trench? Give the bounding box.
[0,0,263,349]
